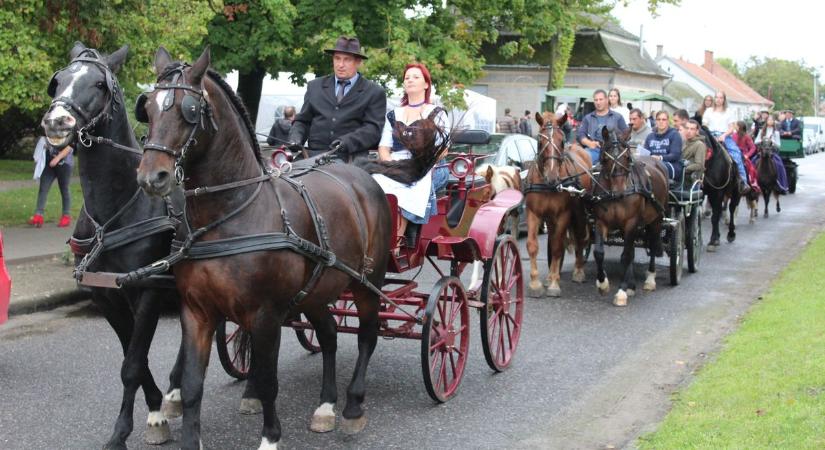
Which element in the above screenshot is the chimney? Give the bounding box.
[656,45,663,60]
[704,50,714,72]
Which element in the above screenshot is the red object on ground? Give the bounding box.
[57,214,71,228]
[28,214,44,227]
[0,231,11,325]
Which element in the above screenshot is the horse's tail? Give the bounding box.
[235,329,251,370]
[355,115,450,185]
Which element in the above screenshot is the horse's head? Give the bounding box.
[136,46,213,196]
[41,41,128,150]
[600,126,633,179]
[757,139,776,159]
[533,111,567,183]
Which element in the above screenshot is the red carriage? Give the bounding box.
[217,131,525,402]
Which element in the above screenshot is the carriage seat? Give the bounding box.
[668,174,703,202]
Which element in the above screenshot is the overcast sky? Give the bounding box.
[612,0,825,74]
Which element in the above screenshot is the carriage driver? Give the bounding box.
[288,36,387,161]
[577,89,629,165]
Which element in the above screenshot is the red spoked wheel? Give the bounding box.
[421,276,470,403]
[295,300,350,353]
[215,318,250,380]
[480,235,524,372]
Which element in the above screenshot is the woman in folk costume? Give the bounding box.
[361,63,450,245]
[702,91,750,193]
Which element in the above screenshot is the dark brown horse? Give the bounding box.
[755,140,781,217]
[702,127,742,251]
[135,47,391,449]
[524,111,592,298]
[590,127,669,306]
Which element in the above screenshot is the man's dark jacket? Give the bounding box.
[288,74,386,158]
[781,118,802,140]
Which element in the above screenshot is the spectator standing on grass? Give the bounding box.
[28,137,73,228]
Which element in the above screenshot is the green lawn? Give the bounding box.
[639,232,825,449]
[0,159,36,181]
[0,183,83,226]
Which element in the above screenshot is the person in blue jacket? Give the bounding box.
[643,110,683,180]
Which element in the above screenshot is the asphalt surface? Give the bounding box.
[1,153,823,449]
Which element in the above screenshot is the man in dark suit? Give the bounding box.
[780,109,802,140]
[288,36,386,160]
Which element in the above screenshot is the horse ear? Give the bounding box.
[154,47,173,75]
[106,45,129,74]
[189,46,211,86]
[485,165,494,182]
[535,111,544,126]
[601,126,610,142]
[69,41,86,59]
[620,126,631,142]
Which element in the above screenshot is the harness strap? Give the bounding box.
[185,172,275,197]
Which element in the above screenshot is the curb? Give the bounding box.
[8,286,91,316]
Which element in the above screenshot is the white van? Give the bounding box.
[801,116,825,154]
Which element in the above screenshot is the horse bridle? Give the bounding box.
[602,137,633,178]
[137,64,218,183]
[47,49,138,153]
[536,122,566,181]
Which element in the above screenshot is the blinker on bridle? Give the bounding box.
[137,64,218,184]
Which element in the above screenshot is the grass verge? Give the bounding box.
[0,160,36,181]
[639,232,825,449]
[0,183,83,226]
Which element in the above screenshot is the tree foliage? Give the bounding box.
[0,0,212,155]
[716,57,742,80]
[742,57,821,115]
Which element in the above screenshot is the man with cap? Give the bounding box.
[780,110,801,140]
[288,36,386,160]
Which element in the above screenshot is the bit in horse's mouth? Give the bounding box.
[45,128,73,147]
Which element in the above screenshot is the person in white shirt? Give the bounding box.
[702,91,749,192]
[608,88,630,124]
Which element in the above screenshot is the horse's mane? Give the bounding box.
[158,63,264,167]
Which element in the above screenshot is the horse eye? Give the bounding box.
[96,81,105,89]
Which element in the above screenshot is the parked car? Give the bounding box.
[0,230,11,325]
[801,116,824,154]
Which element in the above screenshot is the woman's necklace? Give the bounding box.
[407,100,426,107]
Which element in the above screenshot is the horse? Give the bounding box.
[755,140,781,218]
[40,42,183,448]
[523,111,591,298]
[701,127,742,252]
[134,47,392,449]
[589,127,669,306]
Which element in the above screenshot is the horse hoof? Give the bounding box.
[596,278,610,295]
[341,414,367,435]
[546,286,561,298]
[240,397,263,415]
[144,421,172,445]
[727,234,736,243]
[527,284,545,298]
[613,290,628,307]
[703,209,711,218]
[571,270,586,283]
[161,400,182,419]
[102,442,127,450]
[310,403,336,433]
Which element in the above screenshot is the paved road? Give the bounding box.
[1,153,823,449]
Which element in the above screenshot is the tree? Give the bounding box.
[716,57,742,80]
[0,0,212,156]
[207,0,676,118]
[742,57,821,115]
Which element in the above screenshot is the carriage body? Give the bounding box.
[217,133,527,402]
[778,138,802,193]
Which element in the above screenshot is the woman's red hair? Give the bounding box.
[400,63,432,106]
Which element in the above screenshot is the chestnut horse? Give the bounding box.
[135,47,391,449]
[524,111,592,298]
[590,127,669,306]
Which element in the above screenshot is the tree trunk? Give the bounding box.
[546,34,559,92]
[236,66,266,126]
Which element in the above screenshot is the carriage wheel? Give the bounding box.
[686,205,702,273]
[421,276,470,403]
[215,318,250,380]
[669,215,685,286]
[295,300,349,354]
[480,235,524,372]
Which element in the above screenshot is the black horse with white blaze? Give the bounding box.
[41,41,184,449]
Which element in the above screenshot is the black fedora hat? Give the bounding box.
[324,36,368,59]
